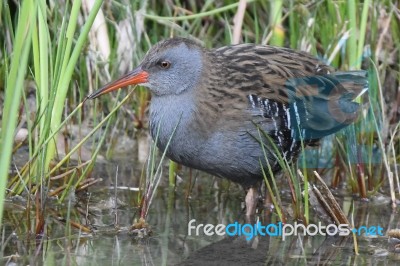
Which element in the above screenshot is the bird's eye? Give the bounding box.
[159,61,171,69]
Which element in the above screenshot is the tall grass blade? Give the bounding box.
[0,0,36,224]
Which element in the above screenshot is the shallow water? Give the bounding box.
[2,159,400,265]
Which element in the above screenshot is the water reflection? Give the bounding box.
[2,160,400,265]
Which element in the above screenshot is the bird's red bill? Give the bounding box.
[87,67,149,99]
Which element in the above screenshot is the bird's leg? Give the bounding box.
[245,185,259,217]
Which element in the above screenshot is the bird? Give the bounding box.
[87,37,368,216]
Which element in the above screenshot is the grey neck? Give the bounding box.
[149,91,201,164]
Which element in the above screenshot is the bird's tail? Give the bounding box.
[287,70,368,141]
[331,70,369,99]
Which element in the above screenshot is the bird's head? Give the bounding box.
[87,38,204,99]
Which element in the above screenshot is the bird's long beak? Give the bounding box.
[87,66,149,99]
